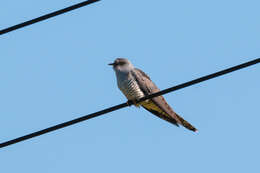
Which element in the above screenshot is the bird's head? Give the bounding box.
[108,58,134,72]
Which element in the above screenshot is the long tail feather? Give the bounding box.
[175,113,198,132]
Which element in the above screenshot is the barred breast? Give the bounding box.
[117,75,145,101]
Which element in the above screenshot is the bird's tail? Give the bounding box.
[176,113,198,132]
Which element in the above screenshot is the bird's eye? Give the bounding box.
[118,61,125,65]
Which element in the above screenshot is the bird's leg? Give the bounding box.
[127,99,141,107]
[127,100,133,106]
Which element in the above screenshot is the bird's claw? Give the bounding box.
[127,99,140,107]
[127,100,133,106]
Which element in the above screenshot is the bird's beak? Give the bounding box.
[108,62,115,66]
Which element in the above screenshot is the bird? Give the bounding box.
[109,58,197,132]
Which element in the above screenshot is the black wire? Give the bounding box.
[136,58,260,103]
[0,0,101,35]
[0,58,259,149]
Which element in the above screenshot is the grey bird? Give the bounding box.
[109,58,197,132]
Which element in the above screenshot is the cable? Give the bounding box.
[0,0,101,35]
[137,58,260,102]
[0,58,259,148]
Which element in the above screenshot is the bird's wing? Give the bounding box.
[131,68,197,132]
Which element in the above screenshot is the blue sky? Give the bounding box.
[1,0,260,172]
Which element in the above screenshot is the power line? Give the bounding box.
[0,58,259,149]
[0,0,101,35]
[137,58,260,102]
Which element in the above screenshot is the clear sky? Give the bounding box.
[1,0,260,172]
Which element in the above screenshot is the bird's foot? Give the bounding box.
[127,99,140,107]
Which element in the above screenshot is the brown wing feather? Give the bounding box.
[132,68,197,132]
[142,100,179,126]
